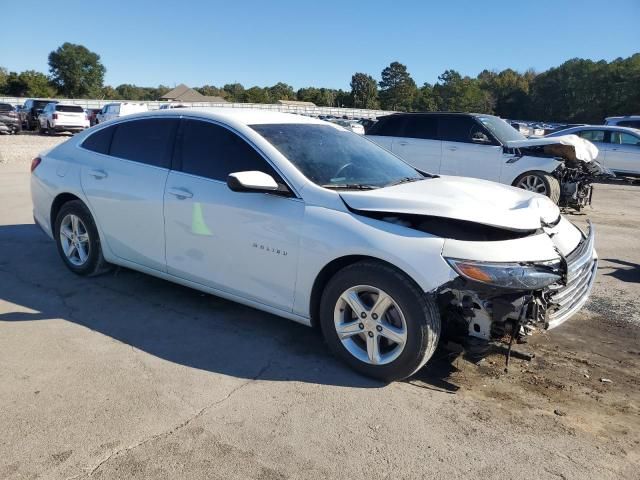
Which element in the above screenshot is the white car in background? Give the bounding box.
[30,109,596,381]
[367,112,609,210]
[547,125,640,176]
[96,102,148,124]
[37,103,89,135]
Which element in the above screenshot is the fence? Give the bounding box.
[0,97,392,119]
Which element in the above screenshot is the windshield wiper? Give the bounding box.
[321,183,379,190]
[388,176,425,187]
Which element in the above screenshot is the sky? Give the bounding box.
[1,0,638,90]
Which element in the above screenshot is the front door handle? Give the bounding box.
[167,187,193,200]
[447,146,458,151]
[397,141,408,146]
[88,169,107,179]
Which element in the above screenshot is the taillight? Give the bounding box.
[30,157,41,173]
[52,113,58,120]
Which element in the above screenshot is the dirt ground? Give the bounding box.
[0,133,639,479]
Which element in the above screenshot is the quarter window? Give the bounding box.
[82,126,115,154]
[617,120,640,129]
[109,118,178,168]
[178,119,278,181]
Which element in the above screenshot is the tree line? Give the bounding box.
[1,42,638,123]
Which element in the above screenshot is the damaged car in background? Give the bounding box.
[31,109,597,382]
[366,112,612,210]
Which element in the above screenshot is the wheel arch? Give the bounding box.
[308,255,423,328]
[50,192,84,233]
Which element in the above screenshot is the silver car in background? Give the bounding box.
[547,125,640,176]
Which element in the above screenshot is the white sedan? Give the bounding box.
[30,109,597,381]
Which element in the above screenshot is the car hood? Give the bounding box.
[340,175,560,231]
[504,134,598,162]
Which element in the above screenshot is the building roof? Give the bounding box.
[277,100,316,107]
[160,84,227,103]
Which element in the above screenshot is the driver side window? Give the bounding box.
[177,119,281,182]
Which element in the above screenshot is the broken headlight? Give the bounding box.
[445,258,562,290]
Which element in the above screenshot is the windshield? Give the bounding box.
[476,115,526,143]
[251,123,424,189]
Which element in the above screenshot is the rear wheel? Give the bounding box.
[513,170,561,204]
[320,261,440,382]
[54,200,110,276]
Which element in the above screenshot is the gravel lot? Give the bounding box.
[1,134,639,479]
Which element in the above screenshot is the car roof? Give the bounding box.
[124,107,328,126]
[551,125,640,136]
[606,115,640,121]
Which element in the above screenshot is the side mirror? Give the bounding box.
[227,171,279,193]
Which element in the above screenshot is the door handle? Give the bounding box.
[447,146,458,151]
[397,141,408,146]
[167,187,193,200]
[88,169,107,179]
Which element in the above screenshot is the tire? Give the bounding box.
[54,200,110,276]
[47,122,55,136]
[319,260,440,382]
[513,170,561,204]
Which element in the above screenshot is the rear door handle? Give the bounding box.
[447,146,458,151]
[397,141,408,146]
[167,187,193,200]
[88,169,107,179]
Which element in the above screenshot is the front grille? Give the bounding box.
[545,222,597,329]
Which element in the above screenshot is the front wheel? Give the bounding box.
[513,170,561,204]
[320,261,440,382]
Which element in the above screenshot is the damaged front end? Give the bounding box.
[507,135,613,211]
[437,222,597,348]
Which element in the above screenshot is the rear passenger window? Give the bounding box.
[438,116,477,143]
[403,116,438,140]
[367,115,407,137]
[178,119,278,181]
[82,126,115,154]
[109,118,178,168]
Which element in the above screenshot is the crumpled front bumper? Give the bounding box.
[544,221,597,329]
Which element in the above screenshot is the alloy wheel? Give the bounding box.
[59,214,90,266]
[517,174,547,195]
[333,285,408,365]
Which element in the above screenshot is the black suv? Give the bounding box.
[21,99,58,131]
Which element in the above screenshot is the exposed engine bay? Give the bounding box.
[437,222,597,359]
[508,135,613,211]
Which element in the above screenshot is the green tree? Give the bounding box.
[433,70,493,113]
[268,82,295,101]
[48,43,105,98]
[296,87,337,106]
[379,62,417,111]
[0,67,8,94]
[196,85,227,99]
[223,83,245,102]
[350,73,379,109]
[477,68,533,119]
[3,70,56,97]
[413,83,437,111]
[100,85,119,99]
[244,86,271,103]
